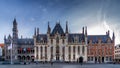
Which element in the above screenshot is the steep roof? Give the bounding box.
[87,35,111,43]
[36,34,47,43]
[17,38,34,45]
[68,33,85,43]
[52,23,64,35]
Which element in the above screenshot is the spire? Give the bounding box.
[47,21,51,34]
[112,32,115,42]
[108,30,110,36]
[85,26,87,36]
[34,27,36,36]
[4,35,6,40]
[82,27,84,34]
[37,27,39,35]
[65,21,68,33]
[8,34,11,39]
[13,18,17,25]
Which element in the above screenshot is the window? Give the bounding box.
[106,57,108,61]
[91,57,93,61]
[50,46,53,59]
[88,57,90,61]
[69,46,71,54]
[78,46,80,54]
[82,46,84,54]
[62,47,65,60]
[73,46,75,53]
[73,54,75,60]
[40,46,43,59]
[45,46,47,60]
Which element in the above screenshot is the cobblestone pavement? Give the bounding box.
[0,63,120,68]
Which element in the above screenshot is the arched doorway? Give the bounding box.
[79,56,83,63]
[17,56,21,61]
[22,56,25,61]
[26,56,30,61]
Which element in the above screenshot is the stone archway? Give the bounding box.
[78,56,83,63]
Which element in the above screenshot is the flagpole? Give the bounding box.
[11,40,13,64]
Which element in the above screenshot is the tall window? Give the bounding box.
[62,47,65,60]
[45,46,47,60]
[69,46,71,54]
[73,46,75,54]
[82,46,84,55]
[78,46,80,54]
[68,46,71,61]
[40,46,43,59]
[36,47,38,59]
[51,46,53,60]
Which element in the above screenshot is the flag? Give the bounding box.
[8,42,12,50]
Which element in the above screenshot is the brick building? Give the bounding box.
[87,31,115,63]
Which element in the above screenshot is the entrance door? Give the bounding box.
[102,57,104,63]
[79,56,83,63]
[95,57,97,63]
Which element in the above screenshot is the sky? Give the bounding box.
[0,0,120,45]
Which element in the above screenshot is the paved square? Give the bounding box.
[0,63,120,68]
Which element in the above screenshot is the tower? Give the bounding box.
[65,21,68,34]
[12,18,18,44]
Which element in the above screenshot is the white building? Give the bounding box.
[34,22,87,62]
[115,44,120,62]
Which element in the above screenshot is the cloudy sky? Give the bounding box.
[0,0,120,45]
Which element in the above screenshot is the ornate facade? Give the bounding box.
[34,22,87,62]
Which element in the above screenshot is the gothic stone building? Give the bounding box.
[4,19,34,62]
[34,22,87,62]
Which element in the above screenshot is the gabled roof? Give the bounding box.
[87,35,111,43]
[52,23,64,35]
[68,33,85,43]
[17,38,34,45]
